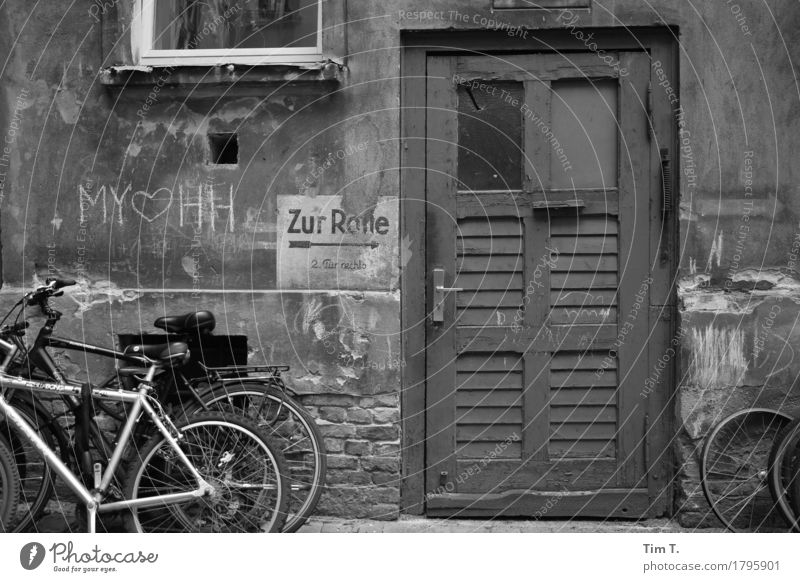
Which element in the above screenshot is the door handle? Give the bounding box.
[432,268,462,323]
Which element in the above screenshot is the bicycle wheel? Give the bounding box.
[768,417,800,531]
[791,443,800,524]
[0,395,65,532]
[0,434,21,532]
[186,382,326,533]
[701,408,792,532]
[124,411,289,533]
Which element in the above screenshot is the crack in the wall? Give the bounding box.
[66,278,140,316]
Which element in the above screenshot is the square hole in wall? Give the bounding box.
[208,133,238,165]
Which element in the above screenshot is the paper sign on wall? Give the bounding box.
[277,195,398,290]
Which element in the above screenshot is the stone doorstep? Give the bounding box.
[298,516,725,533]
[31,502,724,533]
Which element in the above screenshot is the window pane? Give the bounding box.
[457,82,523,191]
[550,80,618,189]
[153,0,319,50]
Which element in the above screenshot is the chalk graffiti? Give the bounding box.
[554,291,608,306]
[179,182,234,232]
[79,183,129,225]
[78,181,235,232]
[132,188,173,223]
[562,308,612,322]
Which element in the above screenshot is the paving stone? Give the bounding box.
[297,521,325,533]
[35,513,72,533]
[32,508,719,534]
[355,522,385,533]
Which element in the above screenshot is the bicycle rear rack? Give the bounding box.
[196,362,290,379]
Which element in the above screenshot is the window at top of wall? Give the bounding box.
[139,0,322,65]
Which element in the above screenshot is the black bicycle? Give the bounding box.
[1,278,325,533]
[1,331,290,533]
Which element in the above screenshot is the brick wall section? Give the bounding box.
[300,393,401,520]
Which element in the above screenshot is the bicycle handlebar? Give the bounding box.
[25,277,75,307]
[46,277,76,290]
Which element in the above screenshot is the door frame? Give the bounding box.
[399,28,680,516]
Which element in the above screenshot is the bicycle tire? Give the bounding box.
[768,416,800,531]
[701,408,792,532]
[184,382,326,533]
[0,434,21,533]
[790,443,800,523]
[124,411,289,533]
[0,395,66,532]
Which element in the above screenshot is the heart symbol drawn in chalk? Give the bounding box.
[132,188,173,223]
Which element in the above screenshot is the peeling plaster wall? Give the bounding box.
[2,0,800,524]
[0,0,403,520]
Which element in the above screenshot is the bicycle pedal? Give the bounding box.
[93,462,102,489]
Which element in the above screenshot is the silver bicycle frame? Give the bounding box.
[0,340,213,533]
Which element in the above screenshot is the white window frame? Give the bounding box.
[136,0,324,66]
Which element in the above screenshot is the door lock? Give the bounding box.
[432,268,463,323]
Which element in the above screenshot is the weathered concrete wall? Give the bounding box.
[0,0,402,519]
[1,0,800,523]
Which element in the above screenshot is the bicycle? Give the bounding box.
[0,301,290,532]
[0,388,67,532]
[123,311,326,533]
[792,445,800,522]
[768,417,800,531]
[0,434,20,531]
[700,407,794,532]
[2,278,325,532]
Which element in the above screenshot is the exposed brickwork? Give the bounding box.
[299,393,401,519]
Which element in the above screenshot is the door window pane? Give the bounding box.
[153,0,319,50]
[457,82,523,191]
[550,80,618,189]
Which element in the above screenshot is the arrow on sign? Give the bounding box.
[289,240,380,249]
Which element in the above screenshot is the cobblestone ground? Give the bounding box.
[30,502,719,533]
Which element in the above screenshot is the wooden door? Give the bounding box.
[424,51,663,517]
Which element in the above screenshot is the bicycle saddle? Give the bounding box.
[124,342,190,365]
[153,311,216,334]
